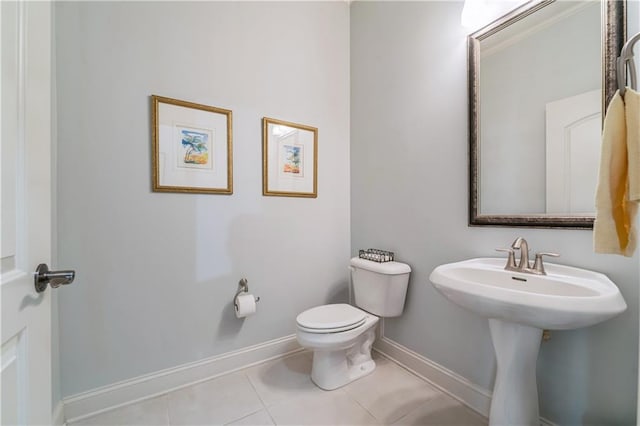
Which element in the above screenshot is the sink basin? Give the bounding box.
[429,257,626,426]
[429,257,626,330]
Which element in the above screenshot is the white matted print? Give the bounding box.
[152,96,232,194]
[263,117,317,198]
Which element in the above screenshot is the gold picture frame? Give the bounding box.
[262,117,318,198]
[151,95,233,194]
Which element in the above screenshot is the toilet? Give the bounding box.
[296,257,411,390]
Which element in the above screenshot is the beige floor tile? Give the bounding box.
[267,389,379,425]
[68,352,484,426]
[342,356,442,424]
[392,394,488,426]
[167,371,264,425]
[225,409,275,425]
[68,395,169,426]
[245,352,323,406]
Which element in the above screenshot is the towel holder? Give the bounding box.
[617,31,640,97]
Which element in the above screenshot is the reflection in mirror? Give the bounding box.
[469,0,625,228]
[480,2,600,215]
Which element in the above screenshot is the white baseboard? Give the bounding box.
[374,336,557,426]
[63,335,302,423]
[52,401,65,426]
[374,336,492,416]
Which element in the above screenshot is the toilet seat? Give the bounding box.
[296,304,367,334]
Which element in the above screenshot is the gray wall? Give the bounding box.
[351,2,638,424]
[54,1,640,423]
[55,1,350,397]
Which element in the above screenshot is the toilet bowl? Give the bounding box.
[296,304,379,390]
[295,256,411,390]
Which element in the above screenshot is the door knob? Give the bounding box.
[34,263,75,293]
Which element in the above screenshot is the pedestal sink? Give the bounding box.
[429,257,627,426]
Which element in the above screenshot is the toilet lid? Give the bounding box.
[296,304,366,331]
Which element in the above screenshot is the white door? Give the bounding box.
[1,1,54,424]
[545,89,601,214]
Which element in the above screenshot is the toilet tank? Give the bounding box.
[350,257,411,317]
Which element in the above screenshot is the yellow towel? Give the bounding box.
[594,90,637,256]
[626,88,640,201]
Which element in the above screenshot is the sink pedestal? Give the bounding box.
[430,258,628,426]
[488,319,542,426]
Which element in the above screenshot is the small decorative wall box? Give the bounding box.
[262,117,318,198]
[151,95,233,194]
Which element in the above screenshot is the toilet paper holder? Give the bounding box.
[234,278,260,305]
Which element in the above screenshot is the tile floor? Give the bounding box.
[69,352,487,426]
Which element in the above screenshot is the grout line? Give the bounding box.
[236,359,280,425]
[222,406,269,426]
[342,355,442,426]
[239,364,278,425]
[243,369,268,410]
[341,387,381,425]
[264,405,278,426]
[372,350,487,425]
[163,394,171,426]
[392,407,416,425]
[373,348,489,421]
[231,372,270,424]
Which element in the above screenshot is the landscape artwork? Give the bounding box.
[281,144,303,176]
[176,126,213,170]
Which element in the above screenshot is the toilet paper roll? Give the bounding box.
[234,293,257,318]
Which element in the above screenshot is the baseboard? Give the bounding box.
[63,335,302,423]
[373,336,558,426]
[52,401,65,426]
[373,336,492,416]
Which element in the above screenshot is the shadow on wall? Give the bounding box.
[214,213,349,341]
[213,214,266,341]
[327,284,349,306]
[537,302,638,424]
[217,295,246,338]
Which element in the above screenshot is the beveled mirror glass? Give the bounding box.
[469,0,625,228]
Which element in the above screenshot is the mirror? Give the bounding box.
[469,0,625,228]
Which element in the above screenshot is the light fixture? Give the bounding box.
[461,0,529,32]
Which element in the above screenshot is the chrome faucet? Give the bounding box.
[496,237,559,275]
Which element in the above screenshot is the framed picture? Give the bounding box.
[151,95,232,194]
[262,117,318,198]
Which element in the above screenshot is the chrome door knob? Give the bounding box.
[34,263,75,293]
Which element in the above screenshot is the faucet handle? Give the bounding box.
[496,248,517,269]
[532,252,560,275]
[495,248,514,253]
[535,252,560,258]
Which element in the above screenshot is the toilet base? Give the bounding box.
[310,327,376,390]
